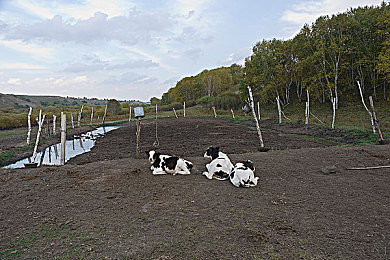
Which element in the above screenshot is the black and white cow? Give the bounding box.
[230,160,259,188]
[203,146,234,180]
[146,150,193,175]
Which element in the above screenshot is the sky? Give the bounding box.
[0,0,386,101]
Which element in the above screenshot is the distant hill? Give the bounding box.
[0,93,145,109]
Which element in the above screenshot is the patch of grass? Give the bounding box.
[0,150,15,164]
[279,133,343,145]
[0,223,99,259]
[0,127,28,142]
[15,144,34,152]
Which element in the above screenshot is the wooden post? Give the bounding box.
[46,116,50,136]
[230,108,235,119]
[53,114,57,135]
[136,118,141,158]
[369,96,384,141]
[309,111,325,124]
[154,104,159,147]
[54,142,59,159]
[102,103,107,125]
[32,110,45,162]
[331,97,336,129]
[129,106,132,122]
[77,105,84,127]
[357,81,375,134]
[27,107,32,145]
[60,112,66,165]
[183,101,186,117]
[173,108,178,118]
[90,107,94,124]
[305,90,310,125]
[71,112,74,129]
[276,95,282,124]
[247,86,265,148]
[212,106,217,118]
[39,146,46,166]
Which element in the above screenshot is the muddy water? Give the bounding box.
[3,126,120,169]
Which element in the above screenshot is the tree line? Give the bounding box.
[156,3,389,111]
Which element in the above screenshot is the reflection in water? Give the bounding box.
[4,126,120,169]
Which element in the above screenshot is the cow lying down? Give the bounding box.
[230,160,259,188]
[203,146,234,180]
[146,150,193,175]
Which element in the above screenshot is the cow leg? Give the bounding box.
[152,169,166,175]
[202,171,213,179]
[175,160,191,175]
[176,170,190,175]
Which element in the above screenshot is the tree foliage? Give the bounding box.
[107,99,121,115]
[161,3,389,109]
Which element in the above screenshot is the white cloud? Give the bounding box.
[220,48,251,66]
[58,0,135,19]
[4,10,174,45]
[282,0,384,25]
[101,72,148,85]
[172,0,214,16]
[183,48,203,61]
[163,77,179,86]
[0,63,45,70]
[110,60,159,70]
[16,0,55,19]
[0,39,52,59]
[63,59,159,72]
[7,78,22,85]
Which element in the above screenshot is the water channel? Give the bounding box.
[3,126,120,169]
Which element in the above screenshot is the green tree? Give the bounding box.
[150,97,160,105]
[107,99,121,115]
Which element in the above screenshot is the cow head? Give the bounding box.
[146,150,159,164]
[204,146,220,160]
[242,160,255,171]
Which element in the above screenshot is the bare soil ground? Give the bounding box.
[1,117,389,259]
